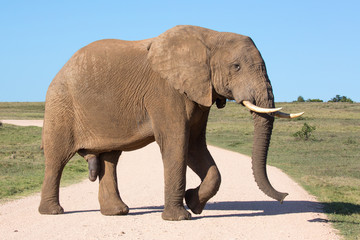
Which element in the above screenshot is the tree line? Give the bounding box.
[295,95,354,103]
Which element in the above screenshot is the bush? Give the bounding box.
[293,123,316,141]
[328,95,353,103]
[306,99,323,102]
[294,96,323,102]
[296,96,305,102]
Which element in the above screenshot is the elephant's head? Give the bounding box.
[148,25,303,202]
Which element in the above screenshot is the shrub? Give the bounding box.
[306,99,323,102]
[328,95,353,103]
[293,123,316,141]
[296,96,305,102]
[294,96,323,102]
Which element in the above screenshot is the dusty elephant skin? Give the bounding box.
[39,25,301,221]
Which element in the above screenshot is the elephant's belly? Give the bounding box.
[75,117,156,152]
[114,130,156,151]
[79,132,156,153]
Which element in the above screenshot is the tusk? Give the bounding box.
[275,111,304,119]
[242,100,282,113]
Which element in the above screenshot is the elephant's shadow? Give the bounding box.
[129,200,327,220]
[195,200,325,219]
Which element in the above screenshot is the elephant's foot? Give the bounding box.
[100,204,129,216]
[162,205,192,221]
[99,195,129,216]
[185,188,206,214]
[38,201,64,215]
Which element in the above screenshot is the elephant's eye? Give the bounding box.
[233,64,240,71]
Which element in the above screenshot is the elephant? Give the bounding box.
[38,25,303,221]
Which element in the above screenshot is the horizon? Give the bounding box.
[1,1,359,102]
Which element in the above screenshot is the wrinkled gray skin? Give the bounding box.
[39,25,287,221]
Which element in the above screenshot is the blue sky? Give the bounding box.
[0,0,359,102]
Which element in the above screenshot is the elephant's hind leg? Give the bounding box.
[185,147,221,214]
[39,151,75,214]
[98,151,129,216]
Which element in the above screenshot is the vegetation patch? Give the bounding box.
[0,102,44,120]
[292,123,317,141]
[0,124,87,202]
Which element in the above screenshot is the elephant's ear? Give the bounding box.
[147,26,213,107]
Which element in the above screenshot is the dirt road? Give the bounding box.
[1,120,44,127]
[0,120,339,239]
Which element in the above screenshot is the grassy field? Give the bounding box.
[0,102,87,202]
[0,102,44,119]
[207,102,360,240]
[0,101,359,239]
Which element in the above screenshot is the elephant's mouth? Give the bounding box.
[242,100,304,119]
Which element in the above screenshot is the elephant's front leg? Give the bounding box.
[185,144,221,214]
[98,151,129,215]
[159,137,192,221]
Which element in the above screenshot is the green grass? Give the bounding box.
[207,102,360,240]
[0,124,88,202]
[0,102,45,119]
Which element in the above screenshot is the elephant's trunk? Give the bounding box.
[251,111,288,202]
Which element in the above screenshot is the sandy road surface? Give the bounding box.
[0,120,339,239]
[1,120,44,127]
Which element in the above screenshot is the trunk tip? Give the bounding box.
[278,192,289,204]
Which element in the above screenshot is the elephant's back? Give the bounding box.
[82,38,153,52]
[46,38,152,102]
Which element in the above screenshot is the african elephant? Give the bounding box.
[38,25,303,220]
